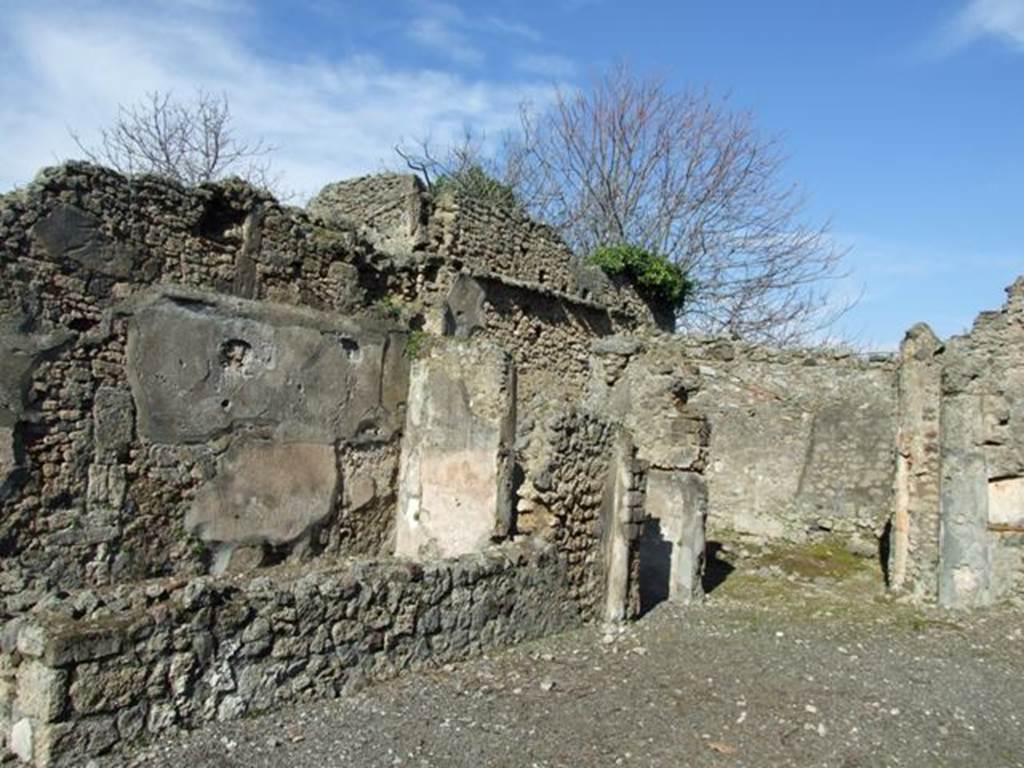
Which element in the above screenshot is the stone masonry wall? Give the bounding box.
[308,177,665,426]
[0,540,578,766]
[0,164,407,611]
[936,278,1024,607]
[515,407,646,620]
[588,336,897,553]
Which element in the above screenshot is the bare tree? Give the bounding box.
[71,90,278,191]
[498,65,850,344]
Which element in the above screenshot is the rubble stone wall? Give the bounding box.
[936,279,1024,607]
[0,541,578,767]
[516,407,641,620]
[0,164,406,612]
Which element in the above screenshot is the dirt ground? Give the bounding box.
[111,542,1024,768]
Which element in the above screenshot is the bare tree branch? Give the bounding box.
[71,89,279,194]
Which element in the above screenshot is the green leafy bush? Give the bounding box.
[586,244,692,311]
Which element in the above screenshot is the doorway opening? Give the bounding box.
[637,518,673,616]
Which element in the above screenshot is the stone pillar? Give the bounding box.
[938,389,994,607]
[602,432,646,623]
[889,323,942,599]
[395,340,516,561]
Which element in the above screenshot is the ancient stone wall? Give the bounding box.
[684,341,898,551]
[309,178,667,422]
[0,164,407,611]
[515,407,644,620]
[395,340,515,561]
[0,541,577,766]
[588,336,897,554]
[934,279,1024,607]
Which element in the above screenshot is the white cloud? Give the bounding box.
[515,53,578,79]
[404,2,544,67]
[944,0,1024,52]
[407,3,485,66]
[0,2,558,200]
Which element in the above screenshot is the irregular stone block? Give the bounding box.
[15,662,67,723]
[124,289,409,444]
[69,665,147,715]
[9,717,33,763]
[92,387,134,460]
[187,439,339,548]
[0,424,19,501]
[18,618,126,667]
[395,341,515,560]
[443,274,486,338]
[31,203,136,277]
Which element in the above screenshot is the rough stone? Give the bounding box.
[31,204,136,278]
[15,662,67,723]
[91,388,134,461]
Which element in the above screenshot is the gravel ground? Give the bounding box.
[109,549,1024,768]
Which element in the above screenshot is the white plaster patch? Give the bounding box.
[988,476,1024,526]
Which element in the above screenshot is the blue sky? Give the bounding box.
[0,0,1021,348]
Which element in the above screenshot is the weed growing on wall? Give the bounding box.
[586,244,692,312]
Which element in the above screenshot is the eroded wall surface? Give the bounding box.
[936,279,1024,607]
[0,164,415,611]
[395,341,515,561]
[588,336,898,553]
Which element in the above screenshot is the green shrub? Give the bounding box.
[586,244,692,311]
[433,165,521,211]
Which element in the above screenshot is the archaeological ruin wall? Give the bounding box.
[587,335,899,563]
[309,174,666,412]
[946,279,1024,605]
[1,160,1022,765]
[0,163,672,766]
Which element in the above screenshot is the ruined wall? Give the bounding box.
[0,541,578,767]
[588,338,710,606]
[0,164,407,610]
[587,336,897,553]
[308,177,667,421]
[516,407,644,620]
[395,340,515,561]
[935,279,1024,607]
[687,341,897,550]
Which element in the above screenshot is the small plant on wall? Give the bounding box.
[586,243,692,312]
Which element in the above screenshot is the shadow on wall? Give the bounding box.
[638,518,672,616]
[702,541,735,595]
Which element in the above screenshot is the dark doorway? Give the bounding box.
[878,520,892,587]
[638,518,673,616]
[702,541,736,594]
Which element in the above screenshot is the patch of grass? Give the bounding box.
[374,295,402,320]
[757,538,869,581]
[404,329,430,359]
